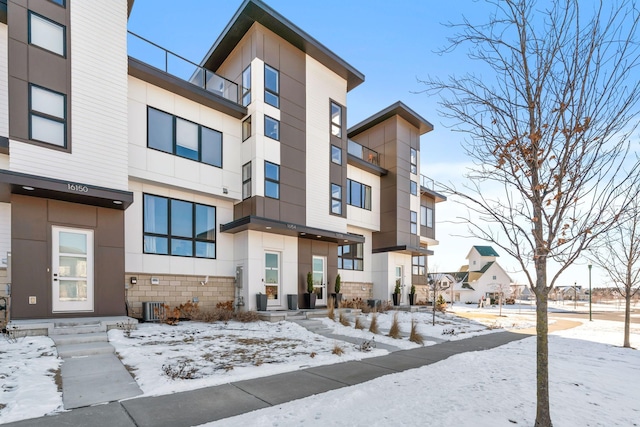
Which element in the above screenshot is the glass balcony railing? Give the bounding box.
[128,31,240,104]
[347,140,380,166]
[420,174,435,190]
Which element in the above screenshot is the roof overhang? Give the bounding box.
[421,186,446,202]
[220,215,365,245]
[348,101,434,138]
[0,169,133,210]
[200,0,365,92]
[347,154,388,176]
[372,245,434,256]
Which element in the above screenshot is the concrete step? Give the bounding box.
[56,341,114,358]
[51,332,108,346]
[53,324,103,335]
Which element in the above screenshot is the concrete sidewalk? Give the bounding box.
[3,331,529,427]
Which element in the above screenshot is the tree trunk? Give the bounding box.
[624,291,631,348]
[534,289,552,426]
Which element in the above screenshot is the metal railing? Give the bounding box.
[128,31,240,104]
[347,140,380,166]
[420,174,435,190]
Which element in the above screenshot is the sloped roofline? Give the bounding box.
[465,245,500,260]
[347,101,434,137]
[199,0,365,91]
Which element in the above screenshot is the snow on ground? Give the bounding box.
[0,335,62,424]
[203,319,640,427]
[1,305,639,425]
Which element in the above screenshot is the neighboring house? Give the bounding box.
[431,246,513,304]
[0,0,446,320]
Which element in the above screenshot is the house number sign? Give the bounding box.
[67,183,89,193]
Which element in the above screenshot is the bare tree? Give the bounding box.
[589,199,640,348]
[493,282,512,316]
[420,1,640,425]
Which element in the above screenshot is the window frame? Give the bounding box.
[346,179,372,210]
[242,65,251,106]
[142,193,216,259]
[147,106,223,168]
[330,101,342,138]
[242,162,252,200]
[264,64,280,108]
[264,161,280,199]
[331,145,342,164]
[412,255,425,276]
[410,148,417,174]
[426,207,434,228]
[29,84,67,148]
[410,210,418,234]
[28,11,66,57]
[242,116,252,141]
[331,183,342,215]
[410,180,418,196]
[338,243,364,271]
[264,115,280,141]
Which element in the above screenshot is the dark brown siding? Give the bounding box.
[10,195,126,319]
[297,238,338,308]
[8,0,71,151]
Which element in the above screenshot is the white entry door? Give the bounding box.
[312,255,327,306]
[264,251,280,306]
[52,226,94,312]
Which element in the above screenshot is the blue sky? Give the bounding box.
[127,0,605,290]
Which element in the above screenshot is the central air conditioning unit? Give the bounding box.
[142,301,165,322]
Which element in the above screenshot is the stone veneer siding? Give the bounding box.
[0,268,7,296]
[125,274,236,318]
[342,282,373,301]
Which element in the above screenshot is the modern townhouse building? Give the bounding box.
[0,0,445,321]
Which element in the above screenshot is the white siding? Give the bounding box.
[371,251,412,302]
[9,1,129,190]
[0,203,10,267]
[305,56,347,232]
[0,23,8,139]
[124,179,235,277]
[128,77,243,200]
[346,165,380,231]
[0,153,8,169]
[338,226,373,285]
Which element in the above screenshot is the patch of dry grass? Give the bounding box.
[388,312,401,339]
[332,342,344,355]
[339,311,350,326]
[409,318,424,345]
[369,313,380,334]
[354,316,365,330]
[327,297,335,321]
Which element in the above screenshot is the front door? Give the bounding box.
[395,265,403,304]
[312,256,327,306]
[52,226,94,312]
[264,252,280,306]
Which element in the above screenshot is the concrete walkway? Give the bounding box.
[4,330,529,427]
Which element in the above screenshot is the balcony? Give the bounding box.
[420,174,447,202]
[127,31,240,104]
[347,140,380,166]
[420,174,434,190]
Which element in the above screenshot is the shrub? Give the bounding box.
[387,312,401,339]
[162,360,198,380]
[216,300,234,311]
[394,280,401,295]
[332,342,344,356]
[358,337,376,352]
[116,319,136,338]
[409,319,424,345]
[327,297,336,321]
[436,295,447,312]
[334,274,341,294]
[339,311,350,327]
[354,316,365,330]
[369,313,380,334]
[307,272,314,293]
[233,310,260,323]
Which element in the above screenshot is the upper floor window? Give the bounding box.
[331,145,342,164]
[147,107,222,168]
[347,179,372,210]
[420,205,427,227]
[410,210,418,234]
[29,84,66,147]
[410,180,418,196]
[331,184,342,215]
[29,12,65,57]
[265,116,280,140]
[426,207,434,228]
[264,64,279,108]
[48,0,65,6]
[412,255,425,276]
[143,194,216,259]
[242,65,251,106]
[242,162,252,200]
[242,116,252,141]
[330,102,342,137]
[410,148,417,174]
[338,243,363,271]
[265,161,280,199]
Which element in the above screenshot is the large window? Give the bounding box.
[242,162,251,200]
[330,102,342,137]
[29,12,65,56]
[30,85,66,147]
[410,148,417,174]
[265,161,280,199]
[347,179,372,210]
[411,210,418,234]
[331,184,342,215]
[422,206,434,228]
[242,65,251,106]
[147,107,222,167]
[412,255,425,276]
[264,64,279,108]
[265,116,279,140]
[143,194,216,259]
[338,243,363,271]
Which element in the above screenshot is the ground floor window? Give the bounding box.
[143,194,216,258]
[338,243,363,270]
[412,255,425,276]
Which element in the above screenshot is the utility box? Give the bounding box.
[142,302,165,322]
